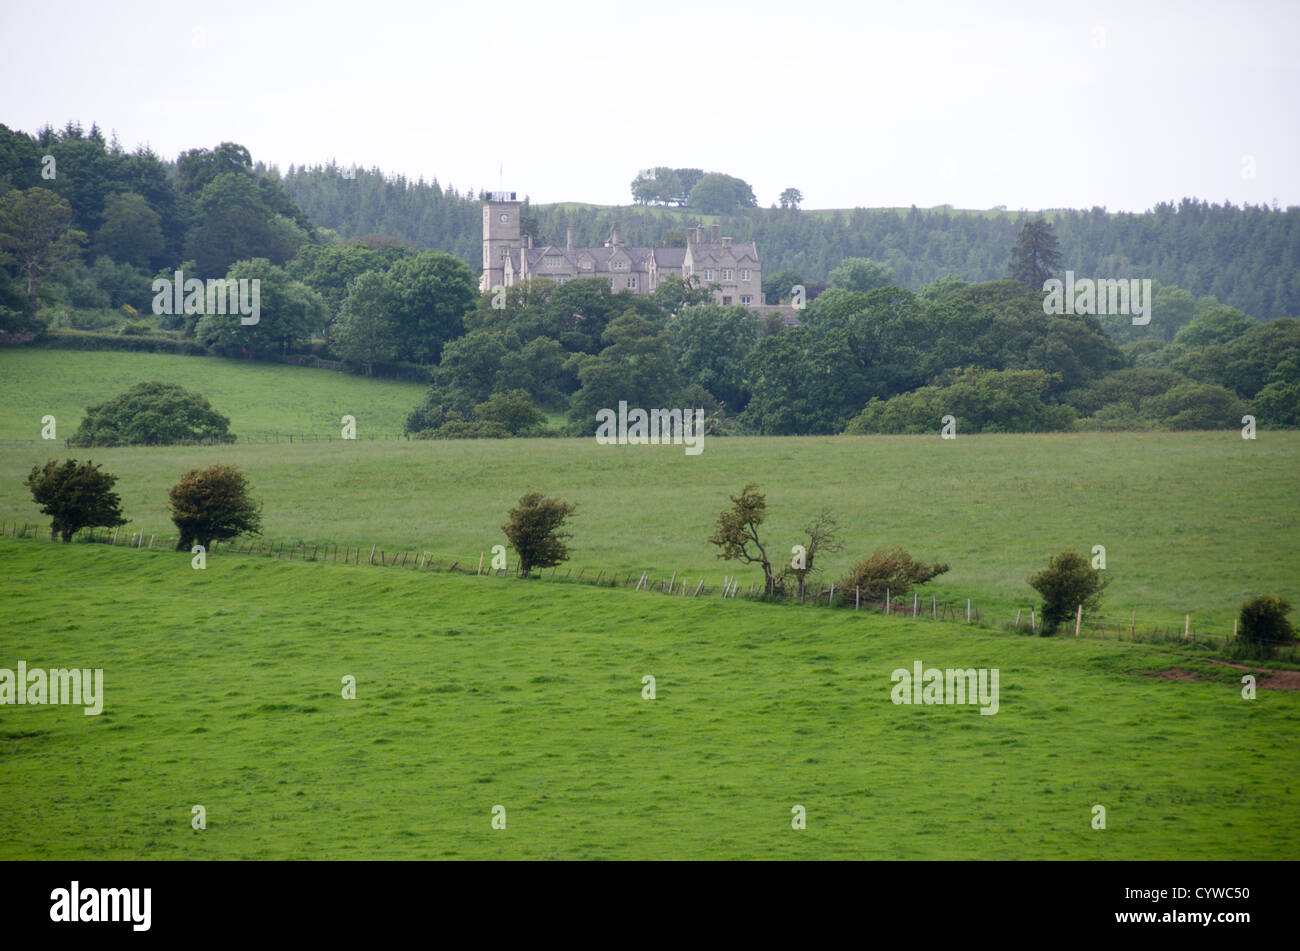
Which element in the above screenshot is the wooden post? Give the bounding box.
[829,583,835,606]
[1233,617,1238,640]
[932,595,936,619]
[669,570,676,592]
[1015,608,1022,627]
[111,527,119,545]
[1031,608,1036,634]
[885,587,890,615]
[148,534,155,548]
[855,586,860,610]
[369,544,376,565]
[1075,604,1083,636]
[913,593,918,616]
[693,580,705,597]
[966,599,971,623]
[1184,614,1190,639]
[1130,609,1136,636]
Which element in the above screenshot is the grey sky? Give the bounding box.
[3,0,1296,211]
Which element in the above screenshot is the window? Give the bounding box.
[722,268,733,280]
[581,258,592,270]
[704,269,714,281]
[740,295,751,304]
[610,279,616,290]
[741,269,751,281]
[613,258,628,269]
[722,295,732,305]
[545,256,564,269]
[627,277,637,289]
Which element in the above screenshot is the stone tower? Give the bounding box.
[481,191,521,292]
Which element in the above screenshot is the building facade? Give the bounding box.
[480,192,763,309]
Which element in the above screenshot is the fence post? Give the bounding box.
[477,552,484,575]
[914,593,918,616]
[1184,614,1190,639]
[369,544,376,565]
[829,583,835,606]
[1015,608,1022,627]
[693,580,704,597]
[855,585,860,610]
[1031,608,1036,634]
[1233,617,1238,640]
[886,587,890,615]
[1075,604,1082,636]
[932,595,936,619]
[1131,609,1136,636]
[967,599,971,623]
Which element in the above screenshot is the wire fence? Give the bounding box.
[3,520,1294,658]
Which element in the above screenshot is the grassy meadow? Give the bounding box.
[1,537,1295,860]
[0,348,426,439]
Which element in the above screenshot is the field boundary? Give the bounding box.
[5,520,1289,658]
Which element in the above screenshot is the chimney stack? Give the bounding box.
[523,234,532,249]
[722,236,731,251]
[566,227,574,249]
[710,223,720,243]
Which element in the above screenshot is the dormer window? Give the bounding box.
[544,256,564,269]
[612,259,628,270]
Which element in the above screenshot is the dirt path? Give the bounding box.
[1151,661,1300,690]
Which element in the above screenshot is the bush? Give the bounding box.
[472,389,546,436]
[72,380,235,446]
[1237,595,1294,656]
[1027,549,1109,635]
[838,547,949,600]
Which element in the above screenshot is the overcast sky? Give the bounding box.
[3,0,1297,211]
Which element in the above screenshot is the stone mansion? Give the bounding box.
[480,191,764,309]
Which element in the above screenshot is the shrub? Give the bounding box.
[1027,549,1109,635]
[839,547,949,600]
[71,381,235,446]
[1237,595,1294,657]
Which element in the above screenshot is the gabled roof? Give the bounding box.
[687,241,759,264]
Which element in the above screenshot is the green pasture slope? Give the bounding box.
[0,538,1295,859]
[0,349,425,439]
[0,429,1295,631]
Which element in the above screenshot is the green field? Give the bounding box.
[0,428,1294,631]
[0,349,426,440]
[1,537,1295,860]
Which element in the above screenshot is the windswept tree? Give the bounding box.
[779,188,804,210]
[1008,217,1062,291]
[782,507,844,599]
[1027,549,1108,634]
[502,492,577,577]
[168,464,262,552]
[25,459,127,542]
[707,483,777,594]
